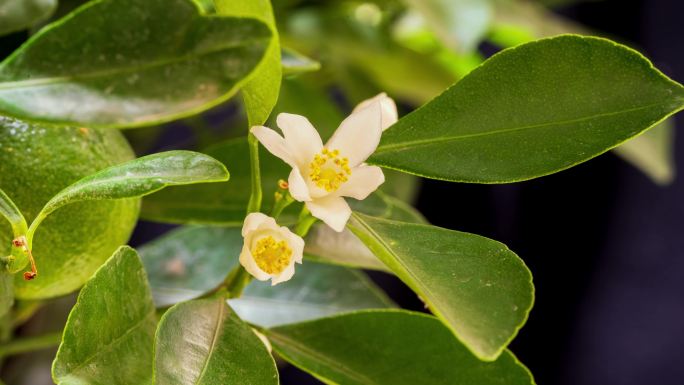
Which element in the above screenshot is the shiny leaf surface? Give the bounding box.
[52,246,156,385]
[369,35,684,183]
[154,298,278,385]
[0,0,271,128]
[267,310,534,385]
[347,213,534,360]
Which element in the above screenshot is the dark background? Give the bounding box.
[288,0,684,384]
[1,0,683,384]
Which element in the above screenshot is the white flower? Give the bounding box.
[239,213,304,285]
[251,94,397,232]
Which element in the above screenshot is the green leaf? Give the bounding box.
[141,138,287,225]
[281,47,321,76]
[369,35,684,183]
[0,188,27,237]
[347,213,534,361]
[28,151,229,244]
[52,246,156,385]
[0,273,12,318]
[0,0,272,129]
[305,192,425,271]
[614,117,676,184]
[154,298,278,385]
[140,226,241,307]
[0,189,30,275]
[266,310,534,385]
[0,0,57,36]
[214,0,281,126]
[231,261,395,328]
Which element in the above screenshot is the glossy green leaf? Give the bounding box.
[614,118,676,184]
[0,188,26,237]
[0,273,12,318]
[369,35,684,183]
[215,0,281,126]
[266,310,534,385]
[154,298,278,385]
[52,246,156,385]
[0,0,57,36]
[347,213,534,360]
[0,0,272,128]
[28,150,229,243]
[485,7,677,185]
[231,261,395,327]
[305,192,425,271]
[140,226,241,307]
[141,138,287,225]
[281,47,321,76]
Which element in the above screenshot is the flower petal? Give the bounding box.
[288,167,312,202]
[283,228,305,264]
[353,93,398,131]
[250,126,297,168]
[271,263,296,286]
[306,195,352,232]
[336,165,385,200]
[326,100,382,167]
[277,113,323,167]
[242,212,273,236]
[239,245,271,281]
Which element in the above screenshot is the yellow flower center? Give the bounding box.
[309,148,352,192]
[252,235,293,274]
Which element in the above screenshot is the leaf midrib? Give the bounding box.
[267,331,377,385]
[195,300,226,385]
[0,37,268,91]
[60,308,155,381]
[375,101,672,153]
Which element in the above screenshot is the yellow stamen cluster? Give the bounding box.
[252,235,293,274]
[309,148,352,192]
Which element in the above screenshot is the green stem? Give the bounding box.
[222,265,252,299]
[0,332,62,358]
[295,207,318,237]
[270,189,294,219]
[246,133,263,214]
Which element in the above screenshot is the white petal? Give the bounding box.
[239,245,270,281]
[306,196,352,232]
[250,126,296,168]
[271,263,296,286]
[277,113,323,166]
[242,212,273,236]
[336,165,385,200]
[287,167,312,202]
[353,93,398,131]
[283,228,305,264]
[326,101,382,167]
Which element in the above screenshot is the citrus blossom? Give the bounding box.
[251,94,397,231]
[239,212,304,285]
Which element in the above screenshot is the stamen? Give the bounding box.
[252,236,293,274]
[308,148,352,192]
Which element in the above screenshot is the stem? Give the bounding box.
[0,332,62,358]
[225,266,252,299]
[295,207,318,237]
[247,133,262,214]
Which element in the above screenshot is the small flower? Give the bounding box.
[251,94,397,231]
[239,213,304,285]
